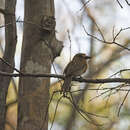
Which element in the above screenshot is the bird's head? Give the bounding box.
[74,53,91,60]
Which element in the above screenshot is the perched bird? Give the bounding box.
[62,53,91,95]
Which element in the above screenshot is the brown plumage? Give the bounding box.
[62,53,91,94]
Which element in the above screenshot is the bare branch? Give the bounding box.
[125,0,130,5]
[50,96,63,130]
[67,30,72,61]
[89,83,127,102]
[0,57,22,74]
[0,71,130,84]
[85,8,106,42]
[109,69,130,78]
[68,93,102,126]
[89,89,111,102]
[83,25,130,51]
[116,0,123,8]
[78,0,92,12]
[118,91,129,116]
[71,88,130,93]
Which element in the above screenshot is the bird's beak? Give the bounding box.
[85,56,91,59]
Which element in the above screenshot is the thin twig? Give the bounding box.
[112,26,115,40]
[41,91,58,129]
[113,28,122,41]
[89,84,127,102]
[116,0,123,8]
[94,22,105,41]
[118,91,129,116]
[83,25,130,51]
[0,43,18,97]
[89,89,111,102]
[67,30,72,61]
[125,0,130,5]
[0,58,22,74]
[79,108,108,118]
[78,0,92,12]
[68,93,102,126]
[112,41,130,51]
[71,87,130,93]
[50,96,63,130]
[109,69,130,78]
[104,90,112,108]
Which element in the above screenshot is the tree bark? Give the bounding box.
[0,0,17,130]
[17,0,62,130]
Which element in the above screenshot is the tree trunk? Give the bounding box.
[17,0,62,130]
[0,0,17,130]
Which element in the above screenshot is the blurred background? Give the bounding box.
[0,0,130,130]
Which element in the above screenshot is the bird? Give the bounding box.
[62,53,91,95]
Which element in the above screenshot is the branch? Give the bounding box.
[83,25,130,51]
[125,0,130,5]
[116,0,123,8]
[0,57,22,74]
[0,71,130,84]
[78,0,92,12]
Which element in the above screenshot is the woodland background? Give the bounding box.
[0,0,130,130]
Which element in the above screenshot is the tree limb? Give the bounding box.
[0,71,130,84]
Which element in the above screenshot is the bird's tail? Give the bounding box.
[62,76,72,94]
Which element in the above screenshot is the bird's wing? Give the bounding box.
[64,60,86,76]
[64,61,74,75]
